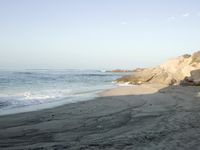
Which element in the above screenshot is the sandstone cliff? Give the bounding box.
[117,51,200,85]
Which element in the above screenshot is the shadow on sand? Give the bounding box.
[0,72,200,150]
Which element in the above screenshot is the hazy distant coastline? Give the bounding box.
[107,69,134,73]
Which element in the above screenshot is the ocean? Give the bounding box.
[0,69,127,115]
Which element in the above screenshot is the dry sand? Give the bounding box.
[1,84,200,150]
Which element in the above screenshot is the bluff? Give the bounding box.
[117,51,200,86]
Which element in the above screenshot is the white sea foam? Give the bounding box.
[117,82,135,87]
[22,89,72,100]
[0,70,123,116]
[0,93,98,116]
[100,70,106,72]
[23,92,56,100]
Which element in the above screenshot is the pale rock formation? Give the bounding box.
[117,51,200,85]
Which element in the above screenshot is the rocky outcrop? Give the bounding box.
[117,51,200,85]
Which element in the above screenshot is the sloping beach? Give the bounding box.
[1,1,200,149]
[1,84,200,150]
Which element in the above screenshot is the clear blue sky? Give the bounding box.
[0,0,200,70]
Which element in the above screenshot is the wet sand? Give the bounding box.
[1,84,200,150]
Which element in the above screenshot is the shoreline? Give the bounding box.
[100,83,168,97]
[1,84,200,149]
[0,86,112,117]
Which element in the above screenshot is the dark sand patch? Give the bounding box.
[0,85,200,150]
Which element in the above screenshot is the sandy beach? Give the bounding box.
[1,0,200,149]
[1,84,200,150]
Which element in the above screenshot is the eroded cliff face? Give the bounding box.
[117,51,200,85]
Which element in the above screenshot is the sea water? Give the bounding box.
[0,69,127,115]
